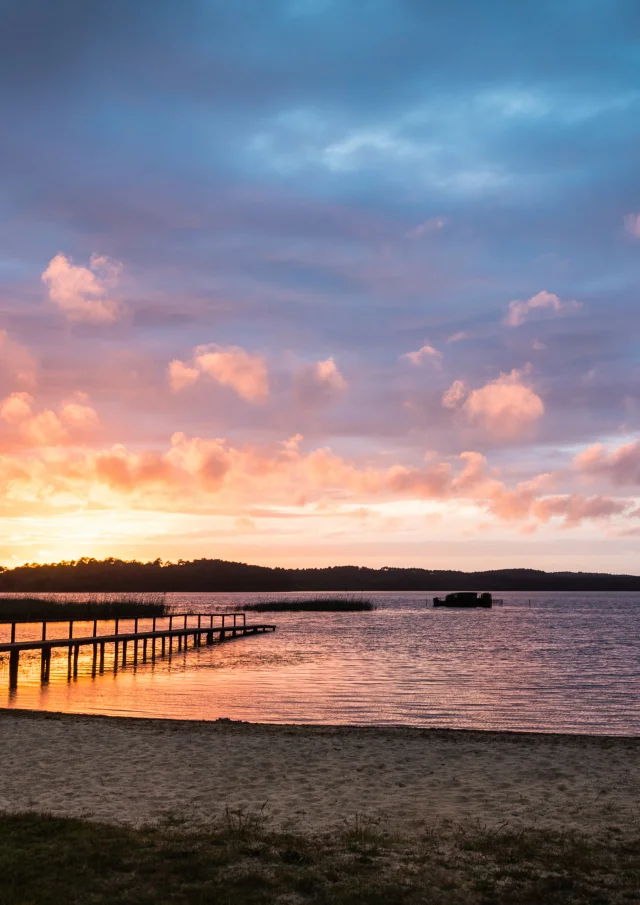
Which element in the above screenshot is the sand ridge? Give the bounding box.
[0,710,638,833]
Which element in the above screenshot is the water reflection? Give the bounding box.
[1,592,639,734]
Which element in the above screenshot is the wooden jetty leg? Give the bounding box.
[143,637,148,662]
[162,635,166,657]
[152,637,156,661]
[73,644,80,677]
[99,642,105,673]
[44,646,51,683]
[133,638,138,666]
[122,640,128,667]
[206,631,213,645]
[67,646,72,679]
[232,614,237,637]
[91,644,97,677]
[9,649,19,689]
[114,642,119,674]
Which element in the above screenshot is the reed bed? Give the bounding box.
[244,596,374,613]
[0,593,168,622]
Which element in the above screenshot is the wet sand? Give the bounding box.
[0,710,638,833]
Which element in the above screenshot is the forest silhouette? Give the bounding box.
[1,557,640,592]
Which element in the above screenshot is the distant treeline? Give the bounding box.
[1,557,640,592]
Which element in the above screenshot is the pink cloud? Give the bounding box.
[167,359,200,393]
[169,344,269,403]
[0,331,36,390]
[0,429,630,536]
[442,379,466,409]
[504,290,580,327]
[0,392,34,425]
[402,343,442,367]
[0,391,99,449]
[574,440,640,485]
[459,368,544,438]
[532,494,627,527]
[294,357,348,407]
[446,331,467,343]
[624,213,640,239]
[59,394,101,431]
[41,253,122,323]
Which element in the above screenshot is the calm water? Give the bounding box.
[1,592,639,735]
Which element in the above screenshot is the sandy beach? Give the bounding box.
[0,709,638,834]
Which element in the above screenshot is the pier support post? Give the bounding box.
[122,640,128,667]
[9,649,19,689]
[99,642,105,673]
[143,637,148,662]
[73,644,80,677]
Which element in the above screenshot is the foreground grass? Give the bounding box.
[245,596,375,612]
[0,811,638,904]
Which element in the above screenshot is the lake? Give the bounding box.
[1,592,638,734]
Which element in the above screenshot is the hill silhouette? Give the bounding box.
[0,557,639,593]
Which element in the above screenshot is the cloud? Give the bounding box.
[574,439,640,485]
[0,392,34,425]
[402,343,442,367]
[41,253,122,323]
[0,392,99,448]
[59,394,101,431]
[448,368,544,438]
[446,332,467,343]
[624,213,640,238]
[168,345,269,403]
[0,424,631,537]
[294,356,348,407]
[0,331,36,389]
[442,379,466,409]
[405,217,446,239]
[167,360,200,393]
[504,290,580,327]
[532,494,627,527]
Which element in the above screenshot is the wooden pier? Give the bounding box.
[0,613,275,688]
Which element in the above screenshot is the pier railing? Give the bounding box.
[0,612,275,689]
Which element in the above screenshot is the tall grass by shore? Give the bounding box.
[0,593,168,622]
[244,596,375,613]
[0,811,637,904]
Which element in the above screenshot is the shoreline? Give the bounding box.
[1,709,638,835]
[2,704,640,741]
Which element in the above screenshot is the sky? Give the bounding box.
[2,0,640,570]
